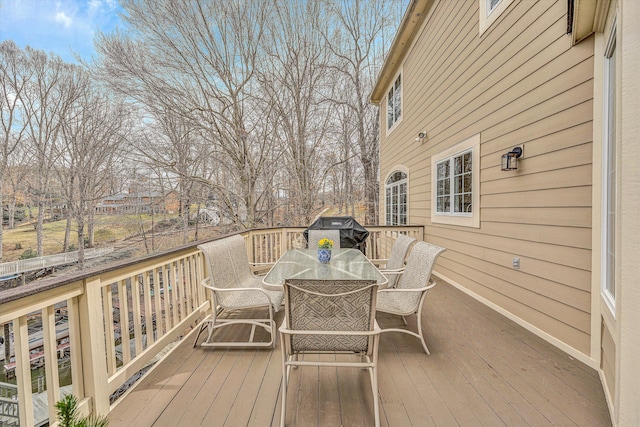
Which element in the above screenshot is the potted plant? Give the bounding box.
[317,238,334,263]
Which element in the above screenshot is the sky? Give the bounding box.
[0,0,123,63]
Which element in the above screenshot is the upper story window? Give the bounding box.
[431,134,480,228]
[387,73,402,131]
[385,170,407,225]
[479,0,514,35]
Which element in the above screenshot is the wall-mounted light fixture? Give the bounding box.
[415,130,427,143]
[501,146,523,171]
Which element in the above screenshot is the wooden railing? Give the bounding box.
[0,225,422,425]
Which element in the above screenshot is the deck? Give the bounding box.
[109,280,611,426]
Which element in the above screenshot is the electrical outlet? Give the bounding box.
[513,258,520,269]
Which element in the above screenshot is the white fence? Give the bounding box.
[0,248,114,277]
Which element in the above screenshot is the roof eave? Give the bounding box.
[370,0,433,104]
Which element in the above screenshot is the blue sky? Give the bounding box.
[0,0,122,63]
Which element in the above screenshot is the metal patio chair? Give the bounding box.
[193,235,284,348]
[376,241,446,354]
[279,278,381,427]
[376,233,417,288]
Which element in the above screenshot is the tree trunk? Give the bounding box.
[76,217,85,270]
[63,209,73,252]
[87,208,95,248]
[7,198,15,230]
[36,200,45,257]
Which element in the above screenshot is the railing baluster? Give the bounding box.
[119,279,131,365]
[154,267,164,338]
[67,296,85,399]
[143,271,154,346]
[42,305,61,423]
[102,284,116,375]
[131,274,143,357]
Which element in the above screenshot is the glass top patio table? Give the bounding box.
[262,248,388,290]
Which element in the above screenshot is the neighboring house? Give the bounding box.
[95,191,179,215]
[371,0,638,425]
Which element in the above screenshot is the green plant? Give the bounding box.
[317,238,334,249]
[19,248,37,260]
[55,395,109,427]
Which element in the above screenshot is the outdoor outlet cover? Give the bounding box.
[513,258,520,269]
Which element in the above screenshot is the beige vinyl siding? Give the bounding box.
[379,0,594,355]
[600,321,616,402]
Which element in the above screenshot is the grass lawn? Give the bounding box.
[1,214,164,262]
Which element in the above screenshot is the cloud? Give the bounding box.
[0,0,122,63]
[55,11,73,28]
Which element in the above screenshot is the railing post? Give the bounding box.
[13,316,34,427]
[76,277,111,416]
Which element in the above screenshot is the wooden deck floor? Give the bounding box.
[109,280,611,426]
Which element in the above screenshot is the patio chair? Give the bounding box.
[376,241,446,354]
[193,235,284,348]
[279,279,381,427]
[376,234,416,288]
[306,229,341,249]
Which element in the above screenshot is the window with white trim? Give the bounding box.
[602,21,617,312]
[385,170,407,225]
[431,134,480,228]
[386,73,402,130]
[436,151,473,215]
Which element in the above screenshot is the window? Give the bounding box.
[602,22,617,312]
[436,151,472,214]
[489,0,501,13]
[386,73,402,131]
[385,170,407,225]
[479,0,514,35]
[431,134,480,228]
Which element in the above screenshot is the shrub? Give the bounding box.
[19,248,37,260]
[55,394,109,427]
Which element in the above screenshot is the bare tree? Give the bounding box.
[3,143,33,230]
[322,0,402,224]
[257,0,338,225]
[135,113,210,245]
[0,41,34,259]
[94,0,275,229]
[19,49,83,256]
[58,73,130,267]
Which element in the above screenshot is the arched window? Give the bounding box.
[385,171,407,225]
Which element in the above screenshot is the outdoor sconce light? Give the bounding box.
[501,146,523,171]
[415,131,427,143]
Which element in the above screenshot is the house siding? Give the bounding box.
[601,320,616,403]
[379,0,594,355]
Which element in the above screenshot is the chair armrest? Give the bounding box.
[369,258,389,268]
[279,327,381,337]
[250,262,274,275]
[201,277,275,297]
[377,281,436,293]
[379,268,404,276]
